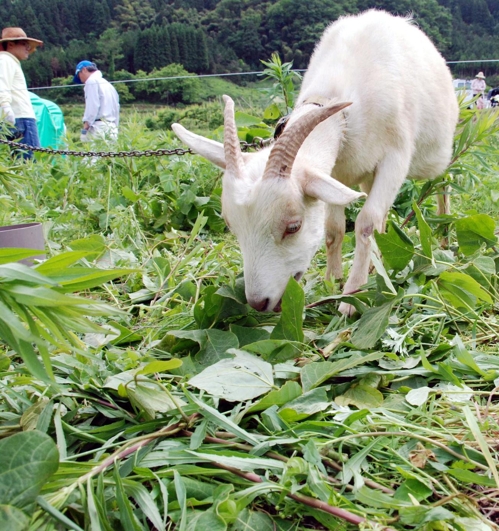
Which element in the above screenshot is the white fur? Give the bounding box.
[172,10,459,315]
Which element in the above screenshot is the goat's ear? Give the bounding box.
[172,123,226,169]
[302,171,366,206]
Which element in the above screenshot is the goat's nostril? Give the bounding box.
[294,272,303,281]
[248,298,270,312]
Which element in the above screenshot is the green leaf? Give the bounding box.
[136,359,183,376]
[0,431,59,510]
[438,271,492,310]
[279,387,330,422]
[189,350,273,402]
[271,277,304,342]
[35,251,93,274]
[68,234,107,261]
[127,381,187,420]
[0,505,29,531]
[463,406,499,487]
[187,509,227,531]
[56,268,137,292]
[243,339,302,364]
[335,384,384,409]
[114,465,143,531]
[455,214,497,255]
[447,468,497,486]
[0,248,46,265]
[233,508,275,531]
[351,300,396,349]
[301,352,384,392]
[374,221,414,271]
[170,329,239,367]
[394,479,433,502]
[247,381,302,413]
[413,202,433,259]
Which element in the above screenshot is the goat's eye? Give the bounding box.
[284,221,302,236]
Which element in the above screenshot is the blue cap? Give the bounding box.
[73,60,95,84]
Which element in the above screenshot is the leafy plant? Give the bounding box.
[0,94,499,530]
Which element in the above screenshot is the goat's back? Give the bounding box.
[297,10,458,184]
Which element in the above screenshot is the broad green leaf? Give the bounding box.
[447,468,497,486]
[68,234,107,260]
[189,350,273,402]
[413,202,433,259]
[35,251,93,274]
[7,285,101,307]
[271,277,304,343]
[355,486,410,509]
[405,386,431,406]
[0,505,29,531]
[394,479,433,502]
[399,506,456,526]
[438,271,492,310]
[127,381,187,420]
[0,248,45,265]
[335,384,384,409]
[229,324,269,347]
[455,214,497,255]
[136,359,183,376]
[169,329,239,367]
[374,221,414,271]
[0,431,59,510]
[235,112,266,127]
[233,508,275,531]
[279,387,330,422]
[187,509,227,531]
[243,339,302,364]
[247,381,302,413]
[55,268,137,292]
[0,262,59,286]
[301,352,384,392]
[263,104,281,120]
[351,300,396,349]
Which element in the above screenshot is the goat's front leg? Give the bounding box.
[325,205,346,281]
[338,151,410,316]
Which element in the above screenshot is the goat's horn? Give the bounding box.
[223,95,245,177]
[263,102,352,179]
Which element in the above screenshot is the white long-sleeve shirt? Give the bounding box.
[83,70,120,127]
[471,78,486,95]
[0,51,35,119]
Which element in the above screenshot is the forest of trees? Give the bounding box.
[3,0,499,93]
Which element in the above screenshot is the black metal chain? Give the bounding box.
[0,136,272,158]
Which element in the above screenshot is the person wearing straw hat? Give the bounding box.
[471,72,486,109]
[0,27,43,159]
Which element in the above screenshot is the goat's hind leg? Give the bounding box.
[338,150,411,316]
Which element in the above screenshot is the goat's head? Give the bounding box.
[172,96,365,312]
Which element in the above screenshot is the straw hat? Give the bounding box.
[0,27,43,53]
[475,72,486,79]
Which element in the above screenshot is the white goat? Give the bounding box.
[172,9,459,316]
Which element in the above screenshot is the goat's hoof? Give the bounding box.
[338,301,357,317]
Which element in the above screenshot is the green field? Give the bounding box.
[1,86,499,531]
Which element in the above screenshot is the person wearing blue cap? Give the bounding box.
[74,60,120,143]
